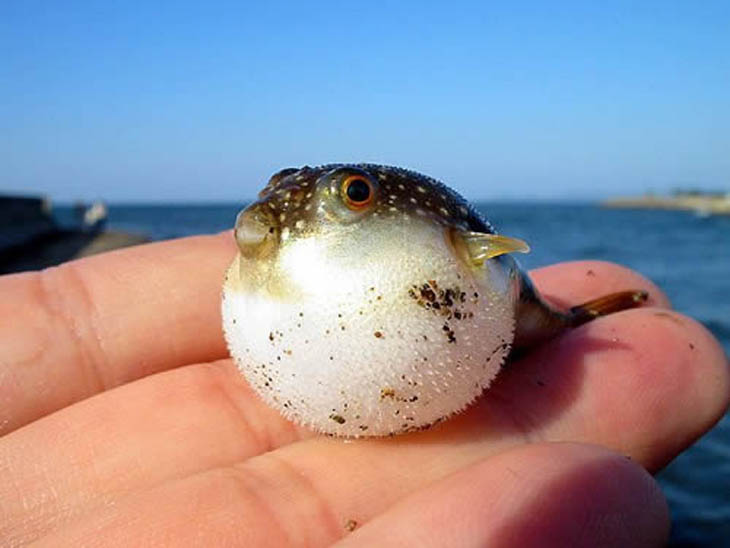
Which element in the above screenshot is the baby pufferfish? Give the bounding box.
[222,164,647,436]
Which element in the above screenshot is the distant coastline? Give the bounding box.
[603,192,730,216]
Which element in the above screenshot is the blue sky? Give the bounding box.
[1,1,728,202]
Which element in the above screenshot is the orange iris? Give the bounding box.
[342,175,374,209]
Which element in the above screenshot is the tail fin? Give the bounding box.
[511,269,648,356]
[567,290,648,327]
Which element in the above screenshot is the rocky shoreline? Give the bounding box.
[0,229,149,275]
[1,196,148,275]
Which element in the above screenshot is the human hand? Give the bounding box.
[1,233,727,546]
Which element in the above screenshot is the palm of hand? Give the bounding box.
[0,233,727,547]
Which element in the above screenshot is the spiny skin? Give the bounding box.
[222,164,521,436]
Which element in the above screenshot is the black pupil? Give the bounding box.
[346,178,371,203]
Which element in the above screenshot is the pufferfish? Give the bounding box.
[222,164,647,436]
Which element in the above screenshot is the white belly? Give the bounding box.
[222,224,515,436]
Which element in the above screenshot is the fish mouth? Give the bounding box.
[234,205,279,259]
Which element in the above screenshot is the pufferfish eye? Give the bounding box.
[342,175,374,208]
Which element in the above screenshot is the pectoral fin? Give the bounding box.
[451,229,530,267]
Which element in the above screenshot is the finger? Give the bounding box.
[31,443,667,547]
[338,443,669,548]
[481,307,730,471]
[0,231,236,434]
[3,308,726,544]
[529,260,671,309]
[0,359,311,546]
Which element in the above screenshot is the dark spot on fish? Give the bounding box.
[420,285,436,302]
[409,281,470,321]
[268,332,274,341]
[442,323,456,343]
[689,342,695,350]
[380,388,396,400]
[443,289,454,307]
[374,331,383,338]
[586,269,596,277]
[329,414,346,424]
[537,380,546,387]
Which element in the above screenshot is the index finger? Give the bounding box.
[0,232,236,435]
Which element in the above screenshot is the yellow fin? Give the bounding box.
[454,230,530,266]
